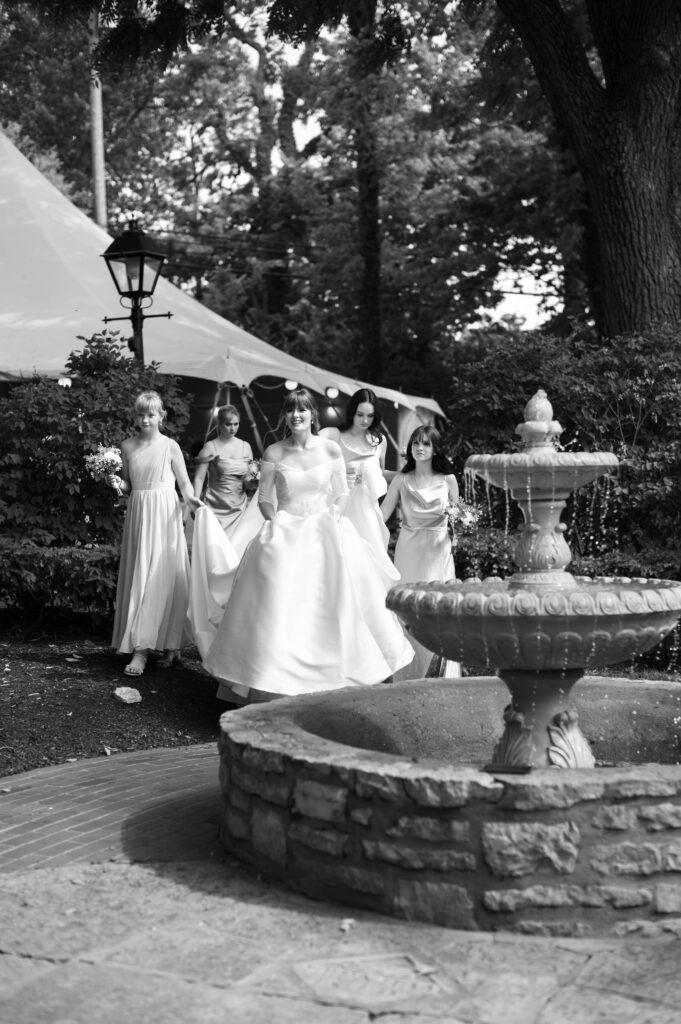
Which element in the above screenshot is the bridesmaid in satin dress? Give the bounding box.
[195,388,413,704]
[192,404,256,536]
[381,424,461,679]
[320,388,397,581]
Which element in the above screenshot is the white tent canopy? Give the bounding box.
[0,131,444,423]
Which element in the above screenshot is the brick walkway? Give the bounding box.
[0,743,223,872]
[2,743,681,1023]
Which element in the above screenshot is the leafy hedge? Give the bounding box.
[0,542,118,629]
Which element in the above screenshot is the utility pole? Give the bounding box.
[88,10,108,229]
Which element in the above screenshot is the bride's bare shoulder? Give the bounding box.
[262,442,284,462]
[319,436,342,459]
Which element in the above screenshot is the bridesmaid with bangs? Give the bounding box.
[106,391,202,676]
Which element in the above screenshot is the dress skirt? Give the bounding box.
[112,442,191,653]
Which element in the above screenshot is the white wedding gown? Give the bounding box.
[190,454,413,702]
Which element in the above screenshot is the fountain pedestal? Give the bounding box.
[490,668,594,770]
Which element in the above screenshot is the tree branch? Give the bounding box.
[493,0,604,159]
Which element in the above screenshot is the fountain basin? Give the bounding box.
[386,576,681,670]
[219,677,681,937]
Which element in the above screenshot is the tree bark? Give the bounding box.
[494,0,681,336]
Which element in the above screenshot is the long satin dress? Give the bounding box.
[112,436,191,654]
[197,455,413,702]
[194,439,251,535]
[392,474,461,680]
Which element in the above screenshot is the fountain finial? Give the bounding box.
[515,388,562,449]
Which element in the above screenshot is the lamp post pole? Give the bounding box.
[130,298,144,364]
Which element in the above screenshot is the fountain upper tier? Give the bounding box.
[465,389,618,585]
[466,388,618,500]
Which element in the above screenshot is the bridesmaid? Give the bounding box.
[320,388,397,579]
[192,404,256,537]
[381,424,461,679]
[106,391,202,676]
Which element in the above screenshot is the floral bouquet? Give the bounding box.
[85,445,123,495]
[243,458,261,497]
[445,498,481,537]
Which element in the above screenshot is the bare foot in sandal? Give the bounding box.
[124,649,148,676]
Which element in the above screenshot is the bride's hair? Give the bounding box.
[402,425,453,475]
[277,387,320,437]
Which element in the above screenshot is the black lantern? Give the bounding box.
[102,219,172,363]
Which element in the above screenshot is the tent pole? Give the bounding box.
[205,384,222,442]
[240,388,265,454]
[248,393,277,448]
[382,424,400,455]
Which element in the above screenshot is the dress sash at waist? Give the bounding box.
[401,522,448,534]
[133,482,177,493]
[278,499,328,517]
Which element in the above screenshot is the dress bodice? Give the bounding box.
[127,437,176,491]
[260,458,347,517]
[338,435,387,499]
[398,475,450,531]
[197,440,250,478]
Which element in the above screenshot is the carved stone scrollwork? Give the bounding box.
[547,709,596,769]
[490,706,534,769]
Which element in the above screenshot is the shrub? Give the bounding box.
[455,528,515,580]
[0,333,192,546]
[0,540,119,629]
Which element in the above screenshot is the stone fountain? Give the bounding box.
[387,389,681,770]
[217,390,681,936]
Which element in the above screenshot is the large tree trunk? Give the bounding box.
[585,121,681,335]
[494,0,681,337]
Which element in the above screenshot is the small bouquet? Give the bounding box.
[243,458,261,497]
[85,445,123,495]
[445,498,481,537]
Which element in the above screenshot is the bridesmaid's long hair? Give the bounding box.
[277,387,320,437]
[342,388,384,446]
[402,425,453,475]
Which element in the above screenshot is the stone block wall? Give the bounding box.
[219,702,681,938]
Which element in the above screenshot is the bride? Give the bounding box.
[192,387,413,703]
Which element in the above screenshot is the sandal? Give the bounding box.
[124,650,148,676]
[157,650,182,669]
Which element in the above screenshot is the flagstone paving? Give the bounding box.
[1,743,679,1023]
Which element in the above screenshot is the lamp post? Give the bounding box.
[102,219,172,363]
